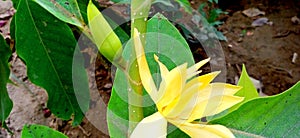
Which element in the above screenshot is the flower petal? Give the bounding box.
[187,95,244,122]
[130,112,167,138]
[162,71,220,118]
[208,83,242,96]
[184,71,220,91]
[156,63,187,112]
[187,58,210,79]
[133,28,158,98]
[154,55,169,77]
[177,123,235,138]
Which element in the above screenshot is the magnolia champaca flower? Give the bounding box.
[131,29,244,138]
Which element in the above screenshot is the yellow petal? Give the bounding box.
[133,28,158,98]
[177,123,235,138]
[130,112,167,138]
[162,71,220,118]
[156,63,187,112]
[187,95,243,122]
[184,71,220,91]
[187,58,210,79]
[154,55,169,77]
[208,83,242,96]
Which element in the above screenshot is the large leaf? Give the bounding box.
[107,13,195,137]
[210,81,300,137]
[21,124,67,138]
[0,35,13,130]
[15,0,89,126]
[32,0,85,28]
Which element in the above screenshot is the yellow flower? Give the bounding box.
[131,28,244,138]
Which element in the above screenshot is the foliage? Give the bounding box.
[21,124,67,138]
[14,0,89,126]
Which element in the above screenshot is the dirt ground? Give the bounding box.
[1,0,300,137]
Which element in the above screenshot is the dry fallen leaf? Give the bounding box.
[242,8,265,17]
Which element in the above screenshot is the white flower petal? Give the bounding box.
[130,112,167,138]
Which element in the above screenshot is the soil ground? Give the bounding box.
[1,0,299,137]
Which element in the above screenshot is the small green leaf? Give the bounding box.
[32,0,85,28]
[237,65,259,98]
[0,34,13,131]
[230,64,259,111]
[211,81,300,137]
[21,124,67,138]
[15,0,89,126]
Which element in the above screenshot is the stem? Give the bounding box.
[128,0,152,136]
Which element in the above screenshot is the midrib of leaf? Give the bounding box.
[22,0,75,113]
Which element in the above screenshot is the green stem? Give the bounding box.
[128,0,152,136]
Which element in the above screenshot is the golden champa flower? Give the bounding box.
[131,28,244,138]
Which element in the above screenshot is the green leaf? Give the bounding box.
[15,0,89,126]
[210,81,300,137]
[32,0,85,28]
[0,35,13,130]
[21,124,67,138]
[229,64,259,112]
[107,13,195,137]
[78,0,89,24]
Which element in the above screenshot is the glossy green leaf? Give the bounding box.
[210,81,300,137]
[230,64,259,111]
[0,35,13,130]
[32,0,85,28]
[15,0,89,126]
[21,124,67,138]
[78,0,89,24]
[107,13,194,137]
